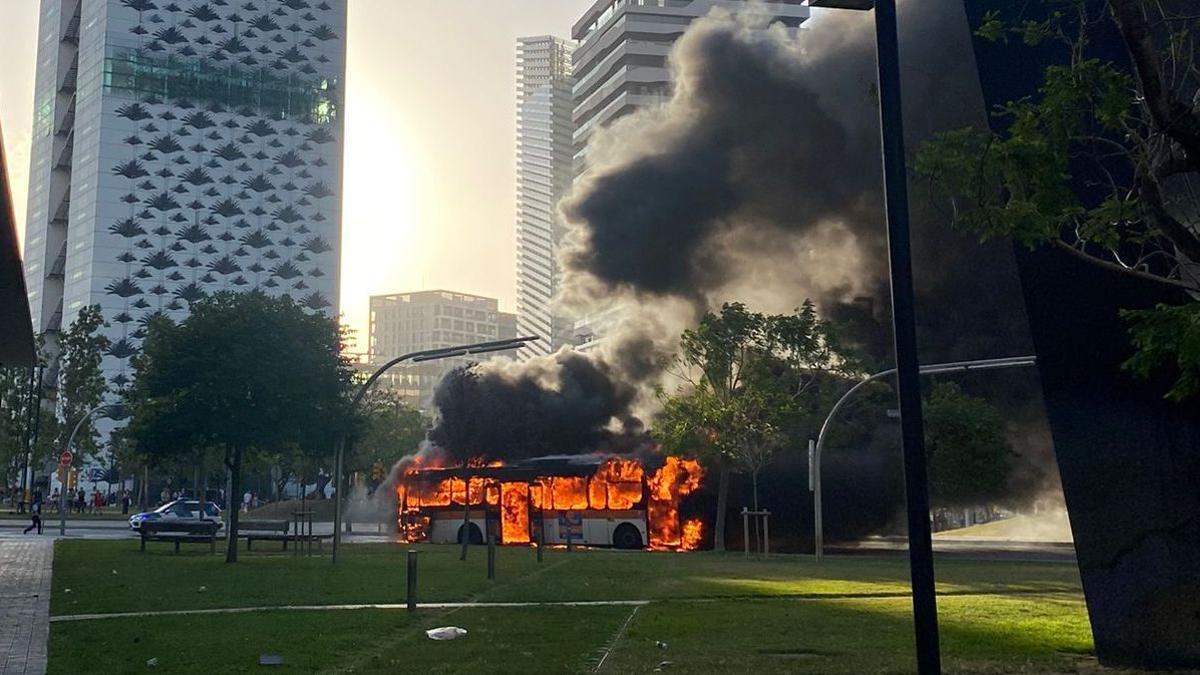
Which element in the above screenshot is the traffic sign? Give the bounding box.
[59,450,72,466]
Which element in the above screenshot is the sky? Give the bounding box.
[0,0,594,350]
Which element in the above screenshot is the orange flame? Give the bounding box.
[647,457,705,551]
[500,482,530,544]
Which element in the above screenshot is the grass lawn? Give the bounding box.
[48,541,1107,673]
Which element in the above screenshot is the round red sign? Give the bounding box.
[59,451,72,466]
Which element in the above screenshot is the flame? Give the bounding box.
[646,457,705,551]
[500,482,531,544]
[681,518,704,551]
[551,477,589,511]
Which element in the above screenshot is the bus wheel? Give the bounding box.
[612,523,643,550]
[457,522,484,545]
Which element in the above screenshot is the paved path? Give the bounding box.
[0,538,52,675]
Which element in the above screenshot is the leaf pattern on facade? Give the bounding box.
[106,278,144,298]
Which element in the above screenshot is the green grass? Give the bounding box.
[48,541,1104,673]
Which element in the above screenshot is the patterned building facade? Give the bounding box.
[23,0,346,394]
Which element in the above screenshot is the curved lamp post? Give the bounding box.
[59,403,126,535]
[810,355,1037,562]
[330,335,540,563]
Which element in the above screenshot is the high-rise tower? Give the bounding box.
[515,35,574,358]
[23,0,347,393]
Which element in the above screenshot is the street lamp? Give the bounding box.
[810,356,1037,562]
[805,1,939,671]
[59,402,126,535]
[330,335,540,563]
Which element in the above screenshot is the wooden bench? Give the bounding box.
[139,520,219,554]
[237,520,291,550]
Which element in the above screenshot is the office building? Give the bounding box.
[22,0,347,396]
[368,290,518,408]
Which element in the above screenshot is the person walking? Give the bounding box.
[121,489,131,515]
[23,491,43,535]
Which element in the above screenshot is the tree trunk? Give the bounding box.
[713,463,730,551]
[225,448,242,563]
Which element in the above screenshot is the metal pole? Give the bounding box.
[331,435,345,563]
[742,508,750,558]
[763,511,770,558]
[874,1,940,670]
[487,534,496,580]
[59,404,106,536]
[813,440,823,562]
[406,549,418,611]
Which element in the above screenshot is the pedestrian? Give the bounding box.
[160,487,170,505]
[121,489,131,515]
[92,489,104,515]
[23,491,42,535]
[49,488,59,514]
[242,490,252,513]
[75,489,85,514]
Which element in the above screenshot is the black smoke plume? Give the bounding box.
[429,350,652,461]
[429,0,1056,521]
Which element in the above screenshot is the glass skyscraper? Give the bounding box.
[23,0,346,393]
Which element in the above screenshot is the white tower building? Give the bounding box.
[515,35,575,358]
[23,0,347,395]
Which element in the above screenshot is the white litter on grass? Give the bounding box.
[198,586,207,592]
[146,657,158,667]
[111,569,118,575]
[656,641,668,649]
[63,588,71,593]
[425,626,467,641]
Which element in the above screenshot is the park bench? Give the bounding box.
[238,520,291,550]
[138,519,219,554]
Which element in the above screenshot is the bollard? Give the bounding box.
[406,549,418,611]
[535,531,543,563]
[742,508,750,558]
[487,535,496,580]
[762,511,770,558]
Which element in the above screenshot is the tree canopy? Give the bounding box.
[923,383,1015,508]
[124,292,355,561]
[916,0,1200,400]
[655,301,855,549]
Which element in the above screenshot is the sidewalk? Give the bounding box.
[0,538,52,675]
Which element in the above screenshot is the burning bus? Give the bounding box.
[395,453,704,551]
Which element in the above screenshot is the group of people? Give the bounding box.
[47,487,131,515]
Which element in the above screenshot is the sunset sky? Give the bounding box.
[0,0,593,350]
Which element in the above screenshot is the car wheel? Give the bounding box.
[612,523,643,550]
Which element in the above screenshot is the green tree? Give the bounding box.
[125,292,355,562]
[923,383,1015,508]
[350,389,426,490]
[57,306,110,460]
[915,0,1200,400]
[655,302,852,550]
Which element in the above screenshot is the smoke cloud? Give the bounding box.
[428,0,1049,520]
